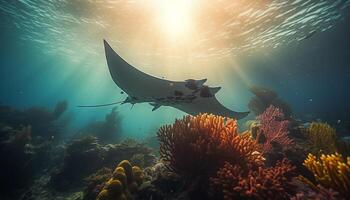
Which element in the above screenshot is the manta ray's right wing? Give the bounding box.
[173,97,250,120]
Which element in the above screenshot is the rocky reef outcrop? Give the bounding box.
[50,137,156,191]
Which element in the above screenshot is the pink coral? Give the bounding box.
[257,105,293,153]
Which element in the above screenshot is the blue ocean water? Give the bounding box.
[2,1,350,200]
[0,0,349,139]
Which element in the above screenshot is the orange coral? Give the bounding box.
[157,114,264,178]
[211,158,296,200]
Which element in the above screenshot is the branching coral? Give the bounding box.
[303,153,350,198]
[304,122,338,155]
[256,105,293,153]
[157,114,264,178]
[96,160,144,200]
[211,158,295,200]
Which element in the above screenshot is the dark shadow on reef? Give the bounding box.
[50,136,156,192]
[0,102,68,199]
[0,101,68,140]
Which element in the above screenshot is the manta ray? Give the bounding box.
[81,40,249,120]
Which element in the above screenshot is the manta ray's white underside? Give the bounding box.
[104,40,249,120]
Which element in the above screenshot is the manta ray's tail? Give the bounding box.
[77,101,124,108]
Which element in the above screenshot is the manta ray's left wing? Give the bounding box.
[104,40,198,99]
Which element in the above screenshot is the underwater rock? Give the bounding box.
[102,140,156,169]
[248,86,292,118]
[289,177,341,200]
[136,164,188,200]
[78,107,122,144]
[0,124,55,198]
[0,101,68,140]
[83,168,112,200]
[0,125,35,197]
[50,137,156,191]
[50,136,104,191]
[137,175,187,200]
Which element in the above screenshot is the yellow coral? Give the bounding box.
[303,153,350,197]
[117,160,133,184]
[112,167,127,185]
[106,180,123,196]
[132,166,143,186]
[305,122,337,154]
[113,166,125,175]
[97,160,144,200]
[96,189,109,200]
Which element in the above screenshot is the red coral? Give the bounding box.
[157,114,264,178]
[211,158,295,200]
[257,105,293,153]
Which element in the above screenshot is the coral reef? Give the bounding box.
[0,101,68,139]
[136,160,189,199]
[2,101,349,200]
[156,114,269,199]
[0,124,55,198]
[290,184,340,200]
[302,153,350,198]
[303,122,338,155]
[51,137,155,191]
[50,136,104,190]
[211,158,296,200]
[248,86,292,118]
[84,168,113,200]
[79,107,122,144]
[95,160,144,200]
[157,114,264,179]
[256,105,294,154]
